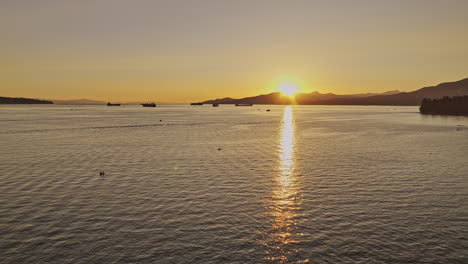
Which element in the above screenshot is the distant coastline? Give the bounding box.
[3,78,467,107]
[194,78,468,106]
[53,99,105,105]
[0,97,53,104]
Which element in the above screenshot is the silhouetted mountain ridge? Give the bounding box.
[201,90,403,105]
[196,78,468,105]
[315,78,468,105]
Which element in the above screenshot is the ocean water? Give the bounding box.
[0,104,467,264]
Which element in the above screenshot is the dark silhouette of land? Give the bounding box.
[4,78,467,107]
[420,96,468,115]
[53,99,106,105]
[195,90,401,105]
[195,78,468,106]
[0,97,53,104]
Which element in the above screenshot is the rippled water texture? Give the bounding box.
[1,105,467,263]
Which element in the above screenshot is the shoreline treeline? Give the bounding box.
[420,96,468,115]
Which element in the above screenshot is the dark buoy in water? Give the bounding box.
[99,171,105,176]
[217,147,222,151]
[160,119,162,122]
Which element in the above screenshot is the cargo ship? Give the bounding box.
[141,103,156,107]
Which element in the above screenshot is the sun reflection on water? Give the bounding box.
[263,106,308,263]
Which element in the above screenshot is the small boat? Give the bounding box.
[235,103,253,106]
[141,103,156,107]
[190,103,203,105]
[107,102,120,106]
[213,104,219,107]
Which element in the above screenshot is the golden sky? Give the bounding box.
[1,0,467,103]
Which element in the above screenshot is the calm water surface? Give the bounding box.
[1,105,467,263]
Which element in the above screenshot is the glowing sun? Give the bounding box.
[278,82,299,96]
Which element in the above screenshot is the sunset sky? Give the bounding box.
[1,0,467,103]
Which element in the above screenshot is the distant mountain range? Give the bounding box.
[3,78,467,106]
[197,78,468,106]
[53,99,106,105]
[0,97,53,104]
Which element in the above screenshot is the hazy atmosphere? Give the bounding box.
[1,0,468,103]
[1,1,468,264]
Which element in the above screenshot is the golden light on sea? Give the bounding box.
[263,106,308,263]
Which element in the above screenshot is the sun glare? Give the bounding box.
[278,82,299,97]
